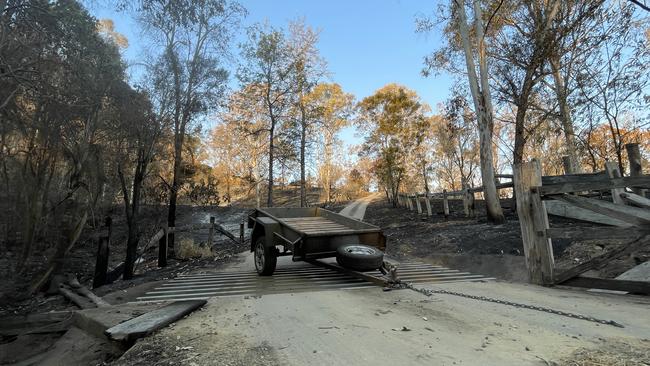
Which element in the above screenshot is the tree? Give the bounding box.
[213,84,270,207]
[304,83,354,203]
[0,0,143,292]
[288,20,326,207]
[573,2,650,174]
[111,86,163,280]
[238,24,296,206]
[451,0,505,223]
[138,0,245,252]
[434,93,480,190]
[357,84,429,206]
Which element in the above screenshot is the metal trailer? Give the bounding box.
[247,207,387,275]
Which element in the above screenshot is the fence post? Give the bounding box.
[513,159,554,285]
[407,195,414,211]
[626,143,644,196]
[92,217,111,289]
[462,188,475,217]
[424,194,432,216]
[604,161,625,205]
[442,189,450,218]
[240,220,245,244]
[158,226,168,267]
[415,194,423,214]
[208,216,215,247]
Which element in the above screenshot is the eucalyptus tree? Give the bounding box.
[0,0,140,292]
[428,0,505,223]
[288,20,327,207]
[137,0,245,252]
[305,83,355,203]
[238,24,296,206]
[357,84,430,206]
[572,2,650,174]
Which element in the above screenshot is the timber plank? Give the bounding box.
[544,200,631,227]
[539,175,650,195]
[560,276,650,295]
[551,194,650,227]
[546,227,650,240]
[0,311,74,337]
[105,300,206,342]
[554,234,650,284]
[620,192,650,209]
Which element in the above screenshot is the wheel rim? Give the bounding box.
[344,245,376,256]
[255,242,265,271]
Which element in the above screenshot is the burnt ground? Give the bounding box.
[0,205,250,316]
[0,189,350,317]
[364,198,649,281]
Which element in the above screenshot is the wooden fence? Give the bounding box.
[394,143,650,294]
[93,217,245,288]
[396,177,514,218]
[515,157,650,294]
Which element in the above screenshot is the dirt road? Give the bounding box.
[339,193,381,220]
[115,254,650,366]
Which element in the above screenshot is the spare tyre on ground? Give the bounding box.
[336,244,384,272]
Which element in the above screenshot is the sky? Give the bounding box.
[86,0,454,147]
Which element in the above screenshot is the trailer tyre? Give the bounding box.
[254,237,276,276]
[336,245,384,272]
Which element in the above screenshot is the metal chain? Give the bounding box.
[395,282,624,328]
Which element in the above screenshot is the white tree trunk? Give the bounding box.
[454,0,505,224]
[550,55,581,173]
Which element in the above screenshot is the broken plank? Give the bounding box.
[544,200,631,227]
[0,311,74,337]
[105,300,206,342]
[620,192,650,209]
[560,276,650,295]
[554,234,650,284]
[59,285,94,309]
[551,194,650,227]
[546,227,650,240]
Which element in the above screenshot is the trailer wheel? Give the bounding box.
[254,237,276,276]
[336,245,384,272]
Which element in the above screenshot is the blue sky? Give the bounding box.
[87,0,453,146]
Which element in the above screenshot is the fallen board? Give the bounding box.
[544,200,631,227]
[104,300,206,342]
[0,311,74,337]
[561,276,650,295]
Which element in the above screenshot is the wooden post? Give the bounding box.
[239,220,245,244]
[208,216,215,247]
[462,188,475,217]
[93,237,109,289]
[626,143,644,196]
[415,194,423,214]
[424,195,432,216]
[604,161,625,205]
[407,195,414,211]
[92,217,111,289]
[513,159,554,285]
[562,156,574,174]
[442,189,450,218]
[158,226,168,267]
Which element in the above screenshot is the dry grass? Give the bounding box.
[177,237,213,259]
[557,340,650,366]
